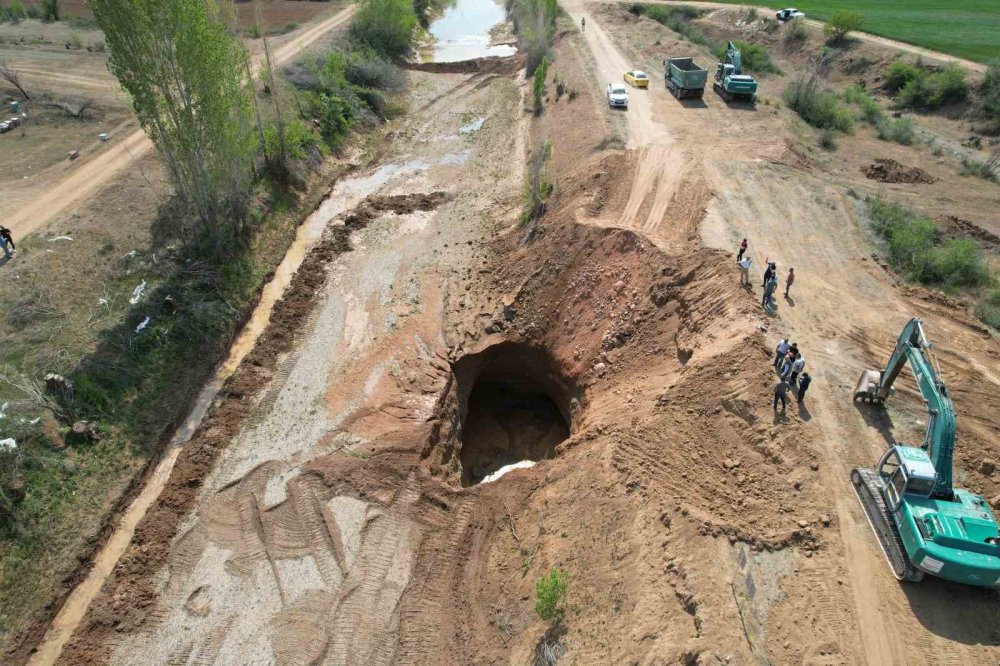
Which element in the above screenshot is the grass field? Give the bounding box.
[708,1,999,63]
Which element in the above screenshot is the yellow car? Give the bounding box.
[624,70,649,89]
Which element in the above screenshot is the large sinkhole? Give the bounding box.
[453,343,573,487]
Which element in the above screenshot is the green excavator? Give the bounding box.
[713,41,757,103]
[852,317,1000,586]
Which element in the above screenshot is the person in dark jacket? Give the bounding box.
[762,259,775,287]
[737,238,748,261]
[797,372,812,404]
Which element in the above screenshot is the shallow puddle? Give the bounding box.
[422,0,517,62]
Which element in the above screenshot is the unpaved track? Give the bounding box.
[642,0,988,73]
[579,3,1000,664]
[5,5,355,241]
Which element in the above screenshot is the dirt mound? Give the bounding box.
[402,55,523,75]
[341,191,448,228]
[862,158,936,184]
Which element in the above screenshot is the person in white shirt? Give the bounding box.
[774,339,790,368]
[789,356,806,385]
[738,256,752,286]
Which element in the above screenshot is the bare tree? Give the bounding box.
[0,60,31,101]
[53,98,93,119]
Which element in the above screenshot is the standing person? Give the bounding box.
[762,274,777,308]
[581,16,586,31]
[737,238,748,262]
[773,378,790,412]
[762,259,774,288]
[789,355,806,385]
[774,339,790,368]
[0,226,14,260]
[797,372,812,404]
[784,268,795,298]
[737,256,752,286]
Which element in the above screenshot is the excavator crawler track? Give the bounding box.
[851,468,925,583]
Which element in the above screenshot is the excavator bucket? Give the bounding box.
[853,370,882,403]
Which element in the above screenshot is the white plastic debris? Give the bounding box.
[0,438,16,452]
[0,402,7,420]
[480,460,536,484]
[48,236,74,242]
[135,315,151,333]
[98,298,108,305]
[129,279,147,304]
[28,417,41,425]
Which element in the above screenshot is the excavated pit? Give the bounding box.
[452,343,573,486]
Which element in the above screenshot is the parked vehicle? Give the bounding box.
[0,121,10,134]
[663,56,708,99]
[624,70,649,89]
[776,8,805,21]
[606,83,629,108]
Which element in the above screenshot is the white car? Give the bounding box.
[776,8,805,21]
[607,83,629,108]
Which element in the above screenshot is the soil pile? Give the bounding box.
[862,158,936,184]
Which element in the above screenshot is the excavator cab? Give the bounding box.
[878,446,937,511]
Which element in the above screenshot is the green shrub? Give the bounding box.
[867,198,990,290]
[884,60,922,93]
[24,3,40,19]
[784,18,807,45]
[842,83,884,124]
[39,0,58,21]
[876,117,916,144]
[533,56,549,114]
[818,128,837,150]
[8,0,26,18]
[350,0,417,59]
[975,287,1000,330]
[264,120,320,161]
[889,62,968,109]
[713,40,779,75]
[784,74,853,133]
[982,59,1000,126]
[345,52,405,92]
[961,151,999,182]
[823,11,862,44]
[534,568,569,622]
[631,4,709,47]
[510,0,558,74]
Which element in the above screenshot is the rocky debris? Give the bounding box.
[862,158,936,184]
[980,459,996,476]
[69,420,101,444]
[820,514,831,527]
[44,373,73,394]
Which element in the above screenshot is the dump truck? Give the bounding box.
[663,57,707,99]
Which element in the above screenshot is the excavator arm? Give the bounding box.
[873,318,956,498]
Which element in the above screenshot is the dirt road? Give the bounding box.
[5,5,356,242]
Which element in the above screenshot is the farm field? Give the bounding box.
[705,0,1000,63]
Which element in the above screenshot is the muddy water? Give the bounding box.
[26,161,429,666]
[422,0,516,62]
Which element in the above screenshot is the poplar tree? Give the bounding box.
[89,0,258,259]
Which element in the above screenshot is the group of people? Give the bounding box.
[0,226,15,260]
[771,338,811,412]
[736,239,794,309]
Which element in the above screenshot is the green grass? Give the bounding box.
[706,1,999,63]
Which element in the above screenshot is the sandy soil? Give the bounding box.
[19,3,1000,666]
